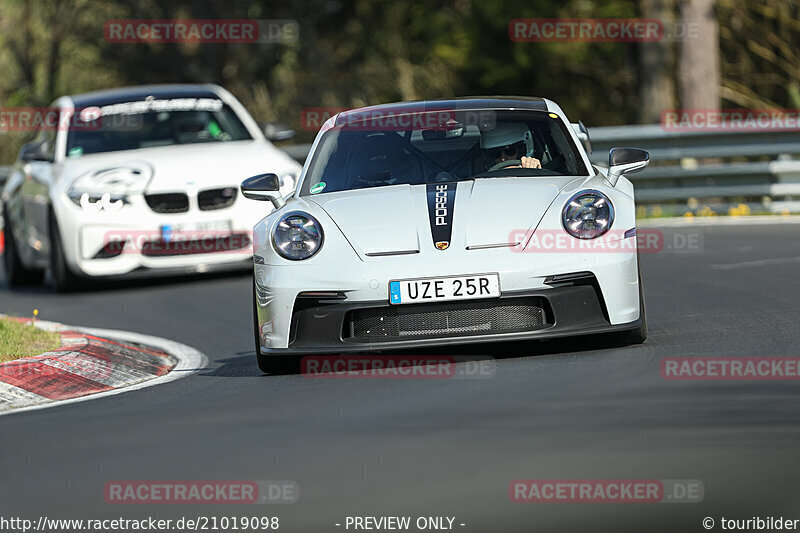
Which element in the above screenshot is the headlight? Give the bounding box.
[272,212,323,260]
[562,190,614,239]
[68,164,151,211]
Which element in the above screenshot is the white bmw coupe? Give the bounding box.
[242,97,649,373]
[2,84,301,290]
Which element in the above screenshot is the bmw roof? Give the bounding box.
[66,84,223,108]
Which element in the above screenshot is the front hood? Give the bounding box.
[459,178,570,247]
[308,177,577,256]
[309,185,422,256]
[59,141,300,192]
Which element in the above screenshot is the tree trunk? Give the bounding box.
[678,0,720,110]
[7,1,37,102]
[638,0,676,124]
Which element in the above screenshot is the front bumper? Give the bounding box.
[53,191,270,278]
[256,244,641,352]
[258,283,641,355]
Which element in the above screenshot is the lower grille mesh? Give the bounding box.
[346,298,548,341]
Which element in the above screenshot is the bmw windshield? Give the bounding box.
[65,97,253,157]
[301,109,589,196]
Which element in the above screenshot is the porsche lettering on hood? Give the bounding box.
[426,182,456,250]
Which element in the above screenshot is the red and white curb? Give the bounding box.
[0,317,207,415]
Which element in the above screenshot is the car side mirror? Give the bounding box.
[262,122,296,142]
[241,173,285,209]
[607,147,649,187]
[19,141,52,162]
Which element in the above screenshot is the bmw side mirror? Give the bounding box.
[262,122,296,142]
[241,173,285,209]
[19,142,36,161]
[19,141,52,162]
[607,147,649,187]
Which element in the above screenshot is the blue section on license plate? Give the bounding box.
[161,225,173,242]
[389,281,401,304]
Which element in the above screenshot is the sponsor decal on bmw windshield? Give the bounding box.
[426,182,456,250]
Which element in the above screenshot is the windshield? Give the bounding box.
[301,110,588,195]
[65,98,253,156]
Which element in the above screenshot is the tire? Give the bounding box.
[254,281,298,374]
[2,206,44,286]
[618,258,648,345]
[49,213,84,292]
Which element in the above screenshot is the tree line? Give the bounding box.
[0,0,797,163]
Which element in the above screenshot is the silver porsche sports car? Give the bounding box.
[242,97,650,373]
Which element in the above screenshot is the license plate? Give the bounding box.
[389,274,500,305]
[161,220,231,241]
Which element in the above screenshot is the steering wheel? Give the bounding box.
[434,171,454,182]
[488,159,521,172]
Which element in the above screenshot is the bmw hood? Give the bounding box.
[58,141,300,193]
[307,177,578,256]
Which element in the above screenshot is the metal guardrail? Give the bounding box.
[588,125,800,161]
[586,125,800,208]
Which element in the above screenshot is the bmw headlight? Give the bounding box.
[68,164,151,211]
[272,212,323,260]
[562,190,614,239]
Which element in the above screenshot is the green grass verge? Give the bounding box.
[0,318,61,362]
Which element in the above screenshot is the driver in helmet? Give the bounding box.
[481,123,541,171]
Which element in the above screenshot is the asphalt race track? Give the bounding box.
[1,223,799,532]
